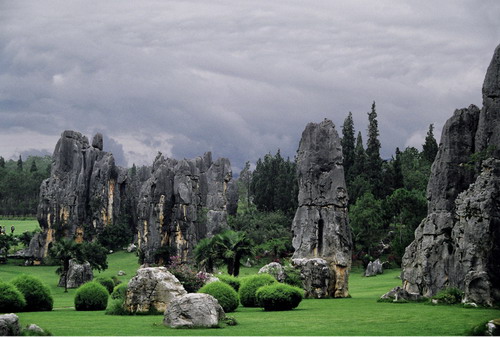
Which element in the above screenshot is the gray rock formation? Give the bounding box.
[258,262,286,282]
[379,286,423,303]
[291,119,352,298]
[364,259,383,277]
[29,130,129,260]
[292,258,331,299]
[393,44,500,306]
[164,293,225,328]
[137,152,233,264]
[0,314,20,336]
[57,259,93,289]
[124,267,187,314]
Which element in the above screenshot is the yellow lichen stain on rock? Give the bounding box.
[182,205,187,220]
[42,228,55,258]
[75,227,84,243]
[331,264,349,298]
[107,179,115,225]
[59,207,69,225]
[159,195,166,227]
[143,220,149,245]
[174,223,188,261]
[313,247,318,257]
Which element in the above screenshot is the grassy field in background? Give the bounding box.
[0,219,40,234]
[1,221,498,335]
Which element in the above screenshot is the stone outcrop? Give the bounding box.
[292,258,331,299]
[0,314,20,336]
[258,262,286,282]
[124,267,187,314]
[57,259,93,289]
[136,152,233,263]
[29,131,129,260]
[393,44,500,306]
[163,293,225,328]
[364,259,383,277]
[29,130,235,264]
[291,119,352,298]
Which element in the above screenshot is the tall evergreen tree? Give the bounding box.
[422,123,439,164]
[30,160,38,173]
[341,112,355,181]
[17,155,23,171]
[366,101,383,195]
[393,147,404,189]
[0,156,5,168]
[352,131,366,177]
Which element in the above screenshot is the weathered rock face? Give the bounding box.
[136,152,233,264]
[292,258,331,299]
[258,262,286,282]
[0,314,20,336]
[399,44,500,306]
[291,119,352,298]
[364,259,383,277]
[124,267,187,314]
[29,131,129,259]
[57,259,93,289]
[163,293,225,328]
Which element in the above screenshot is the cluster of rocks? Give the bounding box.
[291,119,352,298]
[57,259,93,289]
[384,44,500,306]
[124,267,225,328]
[364,259,383,277]
[28,131,238,265]
[0,314,48,336]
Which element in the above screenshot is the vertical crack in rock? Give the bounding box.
[291,119,353,298]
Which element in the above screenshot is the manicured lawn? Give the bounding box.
[0,219,40,234]
[1,224,498,335]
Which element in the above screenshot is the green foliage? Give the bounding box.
[198,281,239,313]
[239,274,277,307]
[366,101,383,196]
[111,283,128,300]
[167,256,206,293]
[0,281,26,312]
[432,287,464,305]
[342,112,356,181]
[74,282,109,311]
[152,245,174,266]
[422,124,438,164]
[18,230,37,247]
[11,275,53,311]
[283,264,303,288]
[94,276,115,294]
[256,283,303,311]
[0,233,15,260]
[97,222,134,251]
[250,150,298,216]
[194,237,218,273]
[105,299,129,316]
[349,192,384,256]
[217,274,241,291]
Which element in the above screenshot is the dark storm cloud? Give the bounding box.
[1,0,499,172]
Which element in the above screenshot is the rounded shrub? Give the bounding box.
[111,283,128,300]
[198,281,239,313]
[94,276,115,294]
[239,274,276,307]
[432,287,463,305]
[217,275,241,291]
[256,283,303,311]
[74,282,109,311]
[0,282,26,313]
[11,275,53,311]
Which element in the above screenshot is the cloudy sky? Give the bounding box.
[1,1,499,173]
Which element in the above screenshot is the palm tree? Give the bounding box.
[49,238,78,292]
[194,237,218,273]
[213,230,254,277]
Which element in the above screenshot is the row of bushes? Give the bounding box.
[0,275,53,313]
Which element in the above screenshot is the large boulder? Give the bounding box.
[57,259,93,289]
[388,44,500,306]
[292,258,331,299]
[364,259,383,277]
[291,119,352,298]
[258,262,286,282]
[124,267,187,314]
[164,293,225,328]
[0,314,20,336]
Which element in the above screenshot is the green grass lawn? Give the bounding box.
[1,223,498,335]
[0,219,40,234]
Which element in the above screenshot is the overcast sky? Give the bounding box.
[1,1,499,173]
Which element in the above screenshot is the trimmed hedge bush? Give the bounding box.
[432,287,463,305]
[239,274,276,307]
[217,275,241,291]
[11,275,53,311]
[256,283,303,311]
[198,281,239,313]
[111,283,128,300]
[95,276,115,294]
[0,282,26,313]
[74,282,109,311]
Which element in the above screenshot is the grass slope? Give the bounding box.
[0,219,39,234]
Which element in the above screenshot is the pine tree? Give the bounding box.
[422,124,438,164]
[30,160,38,173]
[366,101,383,194]
[0,157,5,168]
[352,131,366,177]
[341,112,355,181]
[17,155,23,171]
[392,147,404,189]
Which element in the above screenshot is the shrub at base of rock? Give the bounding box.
[74,282,109,311]
[57,259,93,289]
[0,283,26,313]
[217,275,240,292]
[164,293,225,329]
[11,275,53,312]
[239,274,277,307]
[94,276,115,294]
[111,283,128,300]
[198,281,239,313]
[124,267,187,314]
[431,287,463,305]
[256,283,303,311]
